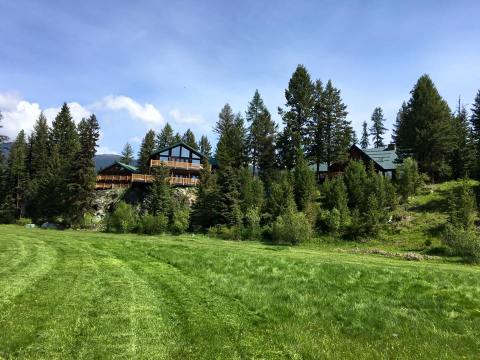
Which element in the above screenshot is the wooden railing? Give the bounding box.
[150,159,203,170]
[96,174,199,188]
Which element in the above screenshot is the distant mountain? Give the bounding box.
[1,144,124,173]
[94,154,123,172]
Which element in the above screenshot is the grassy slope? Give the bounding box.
[0,225,479,359]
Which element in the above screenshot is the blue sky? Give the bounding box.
[1,0,479,154]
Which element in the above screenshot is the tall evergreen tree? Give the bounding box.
[145,164,172,218]
[451,103,475,178]
[306,80,325,177]
[120,142,134,165]
[246,90,277,182]
[46,103,80,219]
[396,75,456,180]
[293,151,316,211]
[198,135,212,157]
[215,104,247,169]
[278,65,315,168]
[173,132,182,143]
[470,90,480,153]
[216,166,241,226]
[155,123,175,150]
[137,130,156,173]
[182,128,198,149]
[67,115,100,225]
[0,111,7,143]
[28,113,50,219]
[320,80,350,170]
[369,107,387,148]
[360,121,369,149]
[5,130,28,219]
[0,111,8,213]
[191,158,219,229]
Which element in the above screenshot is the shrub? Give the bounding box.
[442,224,480,263]
[169,205,190,234]
[137,214,168,235]
[448,179,477,230]
[105,201,138,233]
[396,157,425,202]
[272,210,312,245]
[16,217,33,226]
[207,225,242,240]
[242,207,262,240]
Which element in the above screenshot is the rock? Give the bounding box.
[24,224,36,228]
[41,222,58,229]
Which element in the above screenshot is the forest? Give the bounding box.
[1,65,480,262]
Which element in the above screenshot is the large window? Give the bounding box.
[171,146,180,157]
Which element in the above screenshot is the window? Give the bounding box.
[192,159,200,164]
[171,146,180,157]
[160,150,169,156]
[192,153,200,160]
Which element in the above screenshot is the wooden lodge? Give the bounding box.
[95,142,209,190]
[314,143,399,180]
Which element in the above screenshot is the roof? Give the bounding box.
[99,161,138,174]
[353,145,398,171]
[150,141,206,158]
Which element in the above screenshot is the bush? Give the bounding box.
[272,210,312,245]
[442,224,480,263]
[396,157,426,202]
[207,225,242,240]
[169,205,190,234]
[16,217,33,226]
[137,214,168,235]
[105,201,138,233]
[242,207,262,240]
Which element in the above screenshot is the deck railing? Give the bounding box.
[96,174,199,188]
[150,159,203,170]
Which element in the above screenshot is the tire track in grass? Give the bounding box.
[0,237,103,359]
[0,235,58,316]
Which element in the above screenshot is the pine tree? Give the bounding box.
[216,165,241,226]
[293,150,316,211]
[319,80,350,170]
[155,123,175,150]
[182,129,198,149]
[0,111,8,214]
[238,167,264,214]
[278,65,315,168]
[173,132,182,143]
[5,130,28,219]
[246,90,277,182]
[46,103,80,220]
[145,164,172,218]
[215,104,247,169]
[28,113,50,219]
[306,80,325,177]
[120,143,134,165]
[0,111,7,143]
[137,130,156,173]
[470,90,480,151]
[191,158,219,229]
[369,107,387,148]
[198,135,212,157]
[397,75,456,180]
[360,121,369,149]
[451,103,475,178]
[67,115,100,225]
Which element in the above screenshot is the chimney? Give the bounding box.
[386,143,396,151]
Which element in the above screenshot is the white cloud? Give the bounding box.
[169,108,206,125]
[43,102,91,123]
[0,93,41,139]
[129,136,141,143]
[96,95,164,125]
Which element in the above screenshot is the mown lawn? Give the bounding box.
[0,225,479,359]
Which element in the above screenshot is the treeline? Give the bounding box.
[0,104,100,226]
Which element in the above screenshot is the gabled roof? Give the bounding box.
[99,161,139,174]
[150,141,206,159]
[351,144,398,171]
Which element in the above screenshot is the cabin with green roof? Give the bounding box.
[96,141,211,189]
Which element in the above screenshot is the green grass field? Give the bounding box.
[0,225,479,359]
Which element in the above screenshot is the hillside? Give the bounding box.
[0,225,479,359]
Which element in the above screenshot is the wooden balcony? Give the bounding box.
[96,174,199,188]
[150,159,203,171]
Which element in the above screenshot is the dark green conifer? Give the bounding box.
[360,121,369,149]
[198,135,212,157]
[137,130,156,173]
[369,107,387,148]
[120,142,134,165]
[182,129,198,149]
[155,123,174,150]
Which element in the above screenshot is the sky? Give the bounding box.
[1,0,479,154]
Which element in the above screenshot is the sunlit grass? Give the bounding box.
[0,225,479,359]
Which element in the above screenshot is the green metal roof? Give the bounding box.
[360,146,398,171]
[115,161,139,173]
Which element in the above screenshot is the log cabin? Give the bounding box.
[96,142,210,190]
